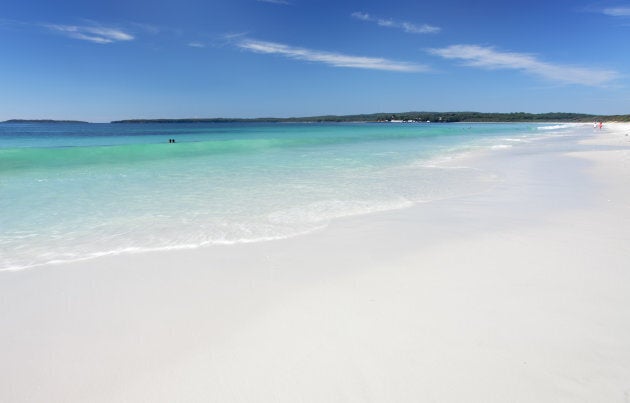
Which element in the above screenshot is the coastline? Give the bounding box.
[1,123,629,402]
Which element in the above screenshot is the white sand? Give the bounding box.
[2,124,630,402]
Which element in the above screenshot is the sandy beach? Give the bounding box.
[2,123,630,402]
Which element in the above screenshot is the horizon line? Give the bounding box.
[2,111,624,125]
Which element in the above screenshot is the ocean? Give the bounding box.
[0,122,579,270]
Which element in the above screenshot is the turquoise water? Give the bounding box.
[0,122,569,270]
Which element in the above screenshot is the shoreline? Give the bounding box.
[2,123,629,402]
[0,122,538,273]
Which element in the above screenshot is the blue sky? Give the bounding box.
[1,0,629,121]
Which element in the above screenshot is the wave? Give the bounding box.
[536,124,580,131]
[0,226,322,272]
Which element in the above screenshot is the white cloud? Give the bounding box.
[46,24,134,43]
[602,7,630,16]
[351,12,440,34]
[188,42,205,48]
[428,44,619,86]
[351,12,371,21]
[238,39,428,72]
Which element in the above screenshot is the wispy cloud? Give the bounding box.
[428,44,619,86]
[237,38,428,72]
[46,24,134,43]
[351,11,440,34]
[188,41,205,48]
[602,6,630,16]
[223,32,248,40]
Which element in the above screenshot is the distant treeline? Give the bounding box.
[111,112,630,124]
[4,113,630,124]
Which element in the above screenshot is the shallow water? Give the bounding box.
[0,122,579,270]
